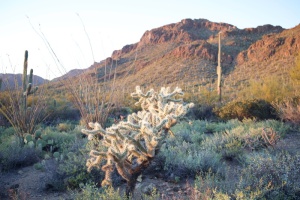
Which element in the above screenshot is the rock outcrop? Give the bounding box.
[237,24,300,64]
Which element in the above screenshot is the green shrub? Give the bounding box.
[40,127,76,152]
[193,170,230,200]
[0,127,15,146]
[2,126,15,136]
[0,139,42,170]
[273,97,300,124]
[188,104,216,120]
[56,122,75,132]
[201,119,289,162]
[74,184,126,200]
[202,129,246,162]
[215,99,277,121]
[56,139,104,189]
[237,151,300,199]
[161,121,225,177]
[46,99,80,125]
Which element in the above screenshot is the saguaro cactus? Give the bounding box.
[217,32,222,102]
[82,86,194,197]
[22,51,38,132]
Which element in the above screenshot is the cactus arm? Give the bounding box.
[22,50,28,94]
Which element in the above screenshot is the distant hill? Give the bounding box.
[51,69,85,82]
[0,73,47,91]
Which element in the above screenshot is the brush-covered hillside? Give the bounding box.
[55,18,299,94]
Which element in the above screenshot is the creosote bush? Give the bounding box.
[215,99,277,121]
[0,138,42,170]
[273,97,300,124]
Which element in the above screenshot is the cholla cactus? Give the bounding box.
[82,86,194,196]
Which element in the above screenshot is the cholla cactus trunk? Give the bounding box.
[82,86,194,197]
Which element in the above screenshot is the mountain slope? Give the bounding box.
[53,18,299,98]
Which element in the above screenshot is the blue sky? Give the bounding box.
[0,0,299,79]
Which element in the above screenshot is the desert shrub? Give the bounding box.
[160,121,226,178]
[237,151,300,199]
[215,99,277,121]
[0,127,42,170]
[202,129,246,163]
[161,143,222,178]
[193,170,231,200]
[201,119,289,162]
[260,119,292,135]
[40,127,76,152]
[74,184,126,200]
[162,119,287,178]
[290,53,300,83]
[273,97,300,124]
[171,120,207,135]
[56,121,76,132]
[74,183,160,200]
[0,138,42,170]
[45,98,80,125]
[188,104,216,120]
[238,76,294,103]
[0,127,15,146]
[55,139,104,189]
[2,126,15,136]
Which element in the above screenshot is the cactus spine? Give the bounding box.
[217,32,222,102]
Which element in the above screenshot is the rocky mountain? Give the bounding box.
[48,19,300,94]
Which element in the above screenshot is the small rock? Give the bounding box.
[142,183,156,195]
[137,175,142,182]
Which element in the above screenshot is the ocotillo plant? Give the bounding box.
[82,86,194,197]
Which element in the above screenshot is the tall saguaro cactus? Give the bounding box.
[217,32,222,102]
[22,50,38,132]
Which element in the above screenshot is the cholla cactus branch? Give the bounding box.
[82,86,194,197]
[81,122,106,139]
